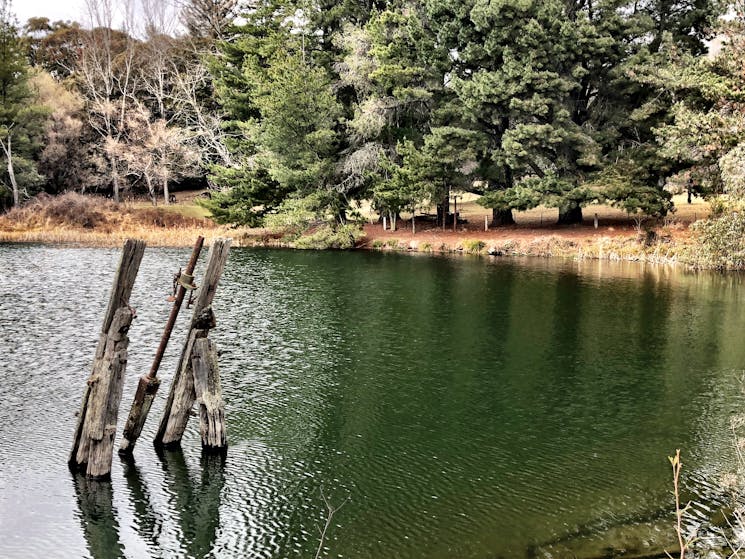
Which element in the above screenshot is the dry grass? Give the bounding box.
[356,193,710,228]
[0,192,710,259]
[0,192,229,247]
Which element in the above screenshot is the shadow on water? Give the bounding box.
[155,448,226,559]
[72,474,125,559]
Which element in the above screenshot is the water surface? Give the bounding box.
[1,246,744,558]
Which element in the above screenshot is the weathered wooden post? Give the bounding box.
[69,239,146,479]
[192,338,227,450]
[119,236,205,455]
[154,238,231,450]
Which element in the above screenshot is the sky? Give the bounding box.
[12,0,86,26]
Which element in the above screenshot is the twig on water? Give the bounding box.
[314,487,349,559]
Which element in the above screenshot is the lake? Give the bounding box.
[1,245,744,558]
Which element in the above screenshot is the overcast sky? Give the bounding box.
[12,0,86,25]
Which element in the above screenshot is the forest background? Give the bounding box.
[3,0,745,266]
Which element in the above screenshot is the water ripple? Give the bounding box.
[0,246,744,558]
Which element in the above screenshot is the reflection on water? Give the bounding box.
[1,245,745,558]
[73,451,225,559]
[121,457,162,551]
[73,475,124,559]
[155,449,225,559]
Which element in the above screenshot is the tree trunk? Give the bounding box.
[1,133,19,207]
[145,175,156,204]
[558,205,583,225]
[491,208,515,226]
[111,164,120,204]
[437,193,450,228]
[163,174,170,205]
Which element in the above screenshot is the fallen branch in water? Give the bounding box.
[314,487,349,559]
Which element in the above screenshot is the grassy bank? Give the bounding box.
[0,192,704,269]
[0,192,230,247]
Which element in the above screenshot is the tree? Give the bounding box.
[25,18,85,79]
[121,106,199,204]
[34,70,98,194]
[207,0,348,224]
[179,0,238,41]
[337,5,454,224]
[0,0,47,209]
[76,0,139,203]
[428,0,722,224]
[648,17,745,202]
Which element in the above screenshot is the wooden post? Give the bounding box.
[192,338,227,451]
[119,236,204,455]
[154,238,231,448]
[453,196,457,232]
[485,215,488,232]
[69,239,145,479]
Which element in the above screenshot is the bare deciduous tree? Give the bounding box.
[178,0,239,41]
[77,0,138,202]
[171,58,234,169]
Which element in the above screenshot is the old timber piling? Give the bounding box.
[154,238,231,451]
[69,239,146,479]
[119,236,205,455]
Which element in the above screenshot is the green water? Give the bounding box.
[1,246,744,558]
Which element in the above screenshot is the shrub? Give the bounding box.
[0,192,213,232]
[462,239,486,254]
[688,211,745,269]
[294,223,365,250]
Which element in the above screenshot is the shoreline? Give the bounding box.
[0,191,702,267]
[0,221,690,268]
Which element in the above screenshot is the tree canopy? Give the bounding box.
[0,0,731,227]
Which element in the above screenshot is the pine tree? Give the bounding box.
[0,0,47,209]
[428,0,722,224]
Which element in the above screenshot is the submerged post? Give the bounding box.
[191,337,227,451]
[154,238,231,449]
[119,236,205,455]
[69,239,146,479]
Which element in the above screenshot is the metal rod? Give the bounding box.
[118,236,204,455]
[147,236,204,380]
